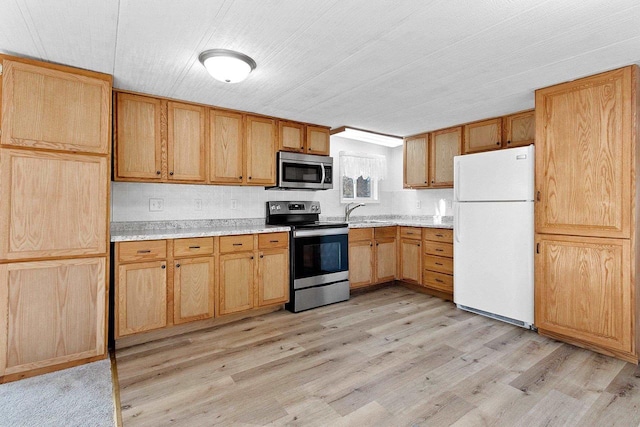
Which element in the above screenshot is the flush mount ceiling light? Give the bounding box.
[331,126,404,148]
[198,49,256,83]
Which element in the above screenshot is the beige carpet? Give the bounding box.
[0,359,115,427]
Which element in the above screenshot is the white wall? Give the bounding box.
[111,137,453,222]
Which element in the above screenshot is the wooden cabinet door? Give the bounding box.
[306,126,330,155]
[209,109,244,183]
[403,134,429,188]
[535,67,632,239]
[279,121,305,153]
[0,258,106,377]
[117,261,167,337]
[115,93,162,180]
[503,110,534,148]
[535,234,632,354]
[0,149,108,261]
[463,118,502,153]
[349,240,374,289]
[1,58,110,154]
[257,249,289,306]
[218,252,255,315]
[167,102,206,182]
[375,238,396,283]
[430,126,461,187]
[399,239,421,284]
[173,257,215,324]
[245,115,276,185]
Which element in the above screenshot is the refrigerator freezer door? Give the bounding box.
[453,201,534,325]
[454,145,534,202]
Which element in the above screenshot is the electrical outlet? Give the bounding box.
[446,200,452,209]
[231,199,238,210]
[194,199,203,211]
[149,198,164,212]
[415,200,421,209]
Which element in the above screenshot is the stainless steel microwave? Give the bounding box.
[269,151,333,190]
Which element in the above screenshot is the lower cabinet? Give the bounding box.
[258,249,289,306]
[0,257,106,377]
[348,227,396,289]
[218,252,255,315]
[422,228,454,298]
[173,256,215,324]
[399,227,422,285]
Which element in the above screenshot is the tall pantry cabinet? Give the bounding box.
[535,66,639,363]
[0,55,111,382]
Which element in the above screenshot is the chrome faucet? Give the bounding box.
[345,203,365,221]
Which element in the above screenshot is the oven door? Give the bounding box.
[292,228,348,290]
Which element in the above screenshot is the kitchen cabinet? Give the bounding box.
[0,149,108,261]
[0,258,106,378]
[114,93,162,180]
[1,57,111,154]
[0,54,111,382]
[399,227,422,285]
[173,238,215,324]
[209,109,244,184]
[403,134,429,188]
[257,233,289,307]
[115,240,168,338]
[422,228,454,297]
[535,65,639,363]
[115,93,208,183]
[278,121,305,153]
[430,126,461,187]
[463,118,502,154]
[218,252,255,315]
[502,110,534,148]
[167,101,207,182]
[245,115,276,186]
[348,227,397,289]
[306,125,330,155]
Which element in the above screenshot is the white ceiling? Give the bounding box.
[1,0,639,137]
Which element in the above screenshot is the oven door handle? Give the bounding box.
[294,227,348,238]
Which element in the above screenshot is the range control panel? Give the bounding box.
[266,201,321,215]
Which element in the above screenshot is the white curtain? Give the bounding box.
[339,151,387,181]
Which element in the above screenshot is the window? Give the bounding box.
[339,151,386,203]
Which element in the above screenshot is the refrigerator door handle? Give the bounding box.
[454,203,461,242]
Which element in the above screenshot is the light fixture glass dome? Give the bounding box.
[199,49,256,83]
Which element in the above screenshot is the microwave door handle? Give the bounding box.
[320,163,326,186]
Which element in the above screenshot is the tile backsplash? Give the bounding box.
[111,138,453,222]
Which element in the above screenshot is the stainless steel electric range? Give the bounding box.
[266,201,349,312]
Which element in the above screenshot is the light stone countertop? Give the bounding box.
[347,219,453,229]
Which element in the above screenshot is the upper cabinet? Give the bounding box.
[503,110,534,148]
[306,126,330,155]
[167,101,206,182]
[245,115,276,186]
[278,121,305,153]
[463,118,502,154]
[430,126,461,187]
[403,133,429,188]
[114,93,162,180]
[1,58,111,154]
[209,109,244,184]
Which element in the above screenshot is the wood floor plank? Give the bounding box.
[116,287,640,426]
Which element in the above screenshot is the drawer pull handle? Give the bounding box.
[407,232,414,235]
[269,240,279,243]
[233,243,243,246]
[435,278,443,283]
[435,234,443,237]
[189,246,201,249]
[137,250,151,254]
[436,249,444,252]
[435,262,443,266]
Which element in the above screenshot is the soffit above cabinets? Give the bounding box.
[1,0,639,136]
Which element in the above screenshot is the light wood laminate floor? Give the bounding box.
[116,286,640,426]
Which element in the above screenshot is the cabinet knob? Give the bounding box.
[239,175,243,179]
[260,254,264,258]
[250,256,254,260]
[156,171,161,175]
[370,243,373,247]
[248,176,252,180]
[424,180,427,184]
[176,263,180,268]
[431,180,434,184]
[169,171,174,176]
[300,146,304,149]
[376,242,379,246]
[507,140,511,145]
[496,142,500,145]
[417,243,421,247]
[161,265,166,269]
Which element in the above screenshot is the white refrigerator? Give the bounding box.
[453,145,534,328]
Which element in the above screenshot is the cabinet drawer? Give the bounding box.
[375,226,397,239]
[258,232,289,249]
[349,228,374,242]
[423,241,453,258]
[423,270,453,293]
[174,237,214,257]
[422,228,453,243]
[118,240,167,262]
[424,255,453,275]
[220,234,254,253]
[400,227,422,239]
